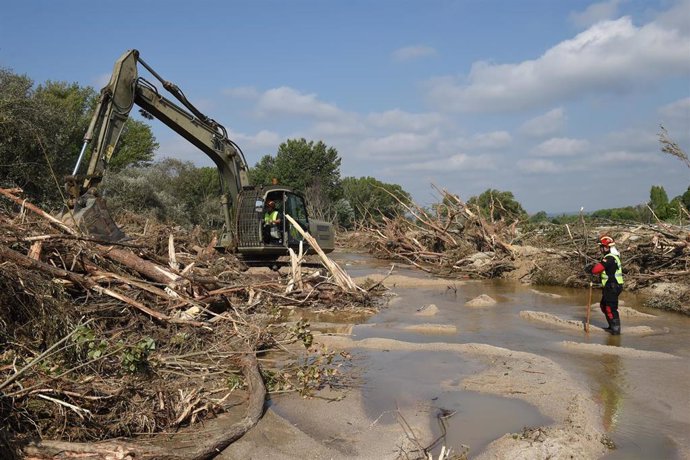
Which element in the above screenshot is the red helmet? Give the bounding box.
[599,235,615,248]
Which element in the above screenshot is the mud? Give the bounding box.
[352,273,467,289]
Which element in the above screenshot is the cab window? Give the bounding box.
[285,193,308,244]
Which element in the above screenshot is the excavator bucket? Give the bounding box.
[62,192,126,241]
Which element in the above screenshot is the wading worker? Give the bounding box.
[587,235,624,335]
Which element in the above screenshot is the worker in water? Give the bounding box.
[263,200,281,243]
[588,235,624,335]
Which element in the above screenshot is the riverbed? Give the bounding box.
[222,251,690,459]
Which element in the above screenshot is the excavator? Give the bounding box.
[64,49,334,266]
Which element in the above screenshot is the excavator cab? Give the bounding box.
[234,186,334,264]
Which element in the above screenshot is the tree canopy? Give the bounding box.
[0,67,158,209]
[341,176,411,226]
[649,185,670,220]
[250,138,342,199]
[249,138,343,220]
[467,189,527,222]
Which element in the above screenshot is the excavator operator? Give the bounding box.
[263,200,282,244]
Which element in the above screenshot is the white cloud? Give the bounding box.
[517,158,561,174]
[605,128,659,151]
[367,109,445,131]
[229,129,282,150]
[357,131,439,158]
[569,0,623,29]
[658,97,690,120]
[425,16,690,113]
[256,86,343,119]
[310,117,366,137]
[455,131,513,150]
[532,137,590,157]
[394,153,496,172]
[392,45,438,62]
[598,150,663,163]
[157,136,212,165]
[223,86,259,99]
[519,108,566,137]
[656,0,690,35]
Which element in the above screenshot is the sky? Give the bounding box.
[1,0,689,213]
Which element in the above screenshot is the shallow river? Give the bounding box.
[315,251,690,459]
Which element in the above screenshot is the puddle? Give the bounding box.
[283,252,690,458]
[359,350,550,456]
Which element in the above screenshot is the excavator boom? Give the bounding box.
[67,50,250,246]
[65,49,335,258]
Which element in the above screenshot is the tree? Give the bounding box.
[0,73,95,207]
[103,159,223,228]
[591,206,641,221]
[466,189,527,222]
[1,69,46,199]
[248,154,276,187]
[341,176,411,227]
[249,138,343,220]
[649,185,669,220]
[107,119,158,171]
[681,186,690,211]
[0,68,157,209]
[250,138,341,197]
[281,138,341,199]
[529,211,549,223]
[666,196,685,222]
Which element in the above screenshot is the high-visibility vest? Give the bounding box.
[264,210,278,224]
[601,253,624,286]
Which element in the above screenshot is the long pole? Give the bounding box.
[585,282,593,333]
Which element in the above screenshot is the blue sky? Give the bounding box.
[2,0,689,213]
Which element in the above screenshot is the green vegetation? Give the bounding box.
[249,138,412,228]
[467,189,528,222]
[0,68,156,209]
[103,158,223,228]
[4,66,688,230]
[250,138,343,220]
[341,176,412,227]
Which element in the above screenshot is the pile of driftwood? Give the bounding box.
[354,189,690,310]
[359,190,521,277]
[0,188,371,459]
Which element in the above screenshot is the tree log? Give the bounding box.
[0,246,200,326]
[97,246,182,286]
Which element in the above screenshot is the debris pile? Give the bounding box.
[0,188,373,458]
[353,189,690,313]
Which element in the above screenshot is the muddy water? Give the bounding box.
[328,251,690,459]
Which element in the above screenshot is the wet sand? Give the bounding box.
[224,268,690,459]
[224,334,610,459]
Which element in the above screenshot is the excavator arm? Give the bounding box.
[67,49,250,245]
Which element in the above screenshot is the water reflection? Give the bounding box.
[598,349,623,432]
